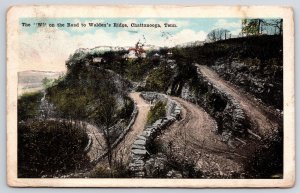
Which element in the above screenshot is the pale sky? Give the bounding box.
[19,18,242,72]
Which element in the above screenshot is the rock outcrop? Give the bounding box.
[211,58,283,110]
[182,69,249,141]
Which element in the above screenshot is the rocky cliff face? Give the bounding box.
[177,35,283,111]
[211,57,283,110]
[182,72,249,140]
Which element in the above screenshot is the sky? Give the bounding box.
[19,18,242,72]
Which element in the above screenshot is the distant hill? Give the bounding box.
[18,71,63,96]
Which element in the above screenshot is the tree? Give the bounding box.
[242,19,265,36]
[207,29,217,41]
[92,95,118,176]
[267,19,283,35]
[242,18,283,36]
[224,29,231,40]
[42,77,52,88]
[207,28,231,42]
[276,19,283,35]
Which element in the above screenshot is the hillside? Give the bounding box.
[173,35,283,110]
[17,35,284,179]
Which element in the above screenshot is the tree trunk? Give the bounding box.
[258,19,261,34]
[279,19,283,35]
[107,143,113,177]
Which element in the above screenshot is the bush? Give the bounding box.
[244,134,283,178]
[147,101,166,124]
[18,92,43,121]
[124,58,154,81]
[117,96,134,120]
[18,120,90,177]
[88,161,132,178]
[145,66,173,92]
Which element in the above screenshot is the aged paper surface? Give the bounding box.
[7,5,294,187]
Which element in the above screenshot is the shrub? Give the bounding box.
[244,134,283,178]
[18,92,43,121]
[124,58,154,81]
[18,120,90,177]
[145,66,173,92]
[147,101,166,124]
[88,161,131,178]
[117,96,134,120]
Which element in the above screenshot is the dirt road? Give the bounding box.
[71,92,150,177]
[86,92,150,164]
[159,97,244,176]
[196,64,279,137]
[87,92,150,164]
[85,123,107,162]
[113,92,151,164]
[46,117,106,164]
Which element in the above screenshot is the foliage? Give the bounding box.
[47,85,92,119]
[117,96,134,120]
[242,19,263,36]
[91,95,118,170]
[18,120,90,177]
[42,77,52,88]
[66,48,157,82]
[173,35,283,65]
[122,58,157,81]
[147,101,166,124]
[244,133,283,178]
[49,50,135,177]
[46,66,124,121]
[164,48,199,95]
[242,19,283,36]
[18,92,43,121]
[88,161,131,178]
[145,65,174,92]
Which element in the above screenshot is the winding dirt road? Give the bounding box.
[196,64,280,138]
[74,65,281,177]
[159,97,244,176]
[85,123,106,162]
[113,92,150,164]
[46,118,107,164]
[87,92,151,164]
[74,92,150,177]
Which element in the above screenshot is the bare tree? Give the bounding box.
[207,28,231,42]
[92,95,118,176]
[224,29,231,40]
[268,19,283,35]
[277,19,283,35]
[207,29,217,41]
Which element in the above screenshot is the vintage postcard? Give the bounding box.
[7,5,294,187]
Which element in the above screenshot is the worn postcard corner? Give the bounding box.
[6,5,294,188]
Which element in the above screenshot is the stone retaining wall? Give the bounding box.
[191,69,249,142]
[90,103,138,164]
[128,92,181,178]
[112,104,139,147]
